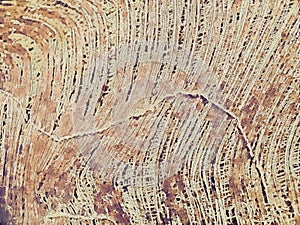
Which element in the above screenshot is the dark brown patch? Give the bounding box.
[94,181,130,224]
[0,187,5,197]
[0,204,12,224]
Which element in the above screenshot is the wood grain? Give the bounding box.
[0,0,299,224]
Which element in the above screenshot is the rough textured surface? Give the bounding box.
[0,0,299,224]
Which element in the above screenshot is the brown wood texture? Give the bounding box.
[0,0,299,224]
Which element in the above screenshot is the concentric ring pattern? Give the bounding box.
[0,0,299,224]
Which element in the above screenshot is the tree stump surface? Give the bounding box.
[0,0,299,224]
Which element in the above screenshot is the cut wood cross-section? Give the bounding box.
[0,0,299,224]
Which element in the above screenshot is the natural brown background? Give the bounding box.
[0,0,299,224]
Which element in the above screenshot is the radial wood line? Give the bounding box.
[0,0,299,224]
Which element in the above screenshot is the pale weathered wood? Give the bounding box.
[0,0,299,224]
